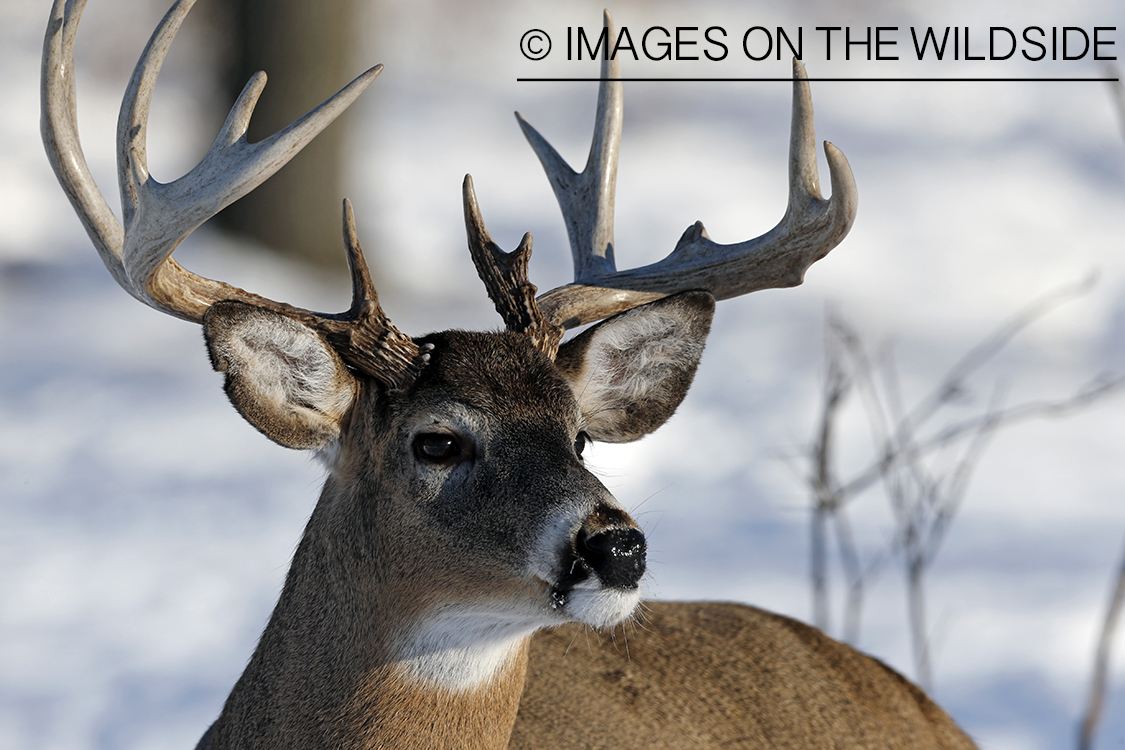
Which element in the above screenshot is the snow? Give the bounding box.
[2,0,1124,748]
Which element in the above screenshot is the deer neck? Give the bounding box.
[205,491,533,750]
[341,638,531,750]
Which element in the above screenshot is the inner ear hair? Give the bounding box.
[204,301,358,451]
[555,291,715,443]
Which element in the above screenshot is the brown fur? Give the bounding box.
[342,644,531,750]
[514,601,976,749]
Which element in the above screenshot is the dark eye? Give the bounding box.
[413,433,463,464]
[574,431,589,458]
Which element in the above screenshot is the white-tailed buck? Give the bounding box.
[42,0,977,747]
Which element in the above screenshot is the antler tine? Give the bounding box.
[42,0,131,296]
[516,9,622,283]
[116,0,383,322]
[534,57,858,331]
[462,175,564,358]
[302,201,424,392]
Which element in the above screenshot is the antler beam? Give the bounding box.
[514,12,858,330]
[42,0,423,391]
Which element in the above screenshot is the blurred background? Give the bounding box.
[2,0,1124,748]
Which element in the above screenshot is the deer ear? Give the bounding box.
[554,291,715,443]
[203,301,357,451]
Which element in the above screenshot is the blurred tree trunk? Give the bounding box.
[216,0,358,270]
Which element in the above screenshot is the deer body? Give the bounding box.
[42,1,976,748]
[517,601,972,749]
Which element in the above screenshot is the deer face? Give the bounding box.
[340,329,637,633]
[203,292,714,663]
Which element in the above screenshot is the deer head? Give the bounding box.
[42,0,857,746]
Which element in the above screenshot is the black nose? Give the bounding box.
[576,527,647,589]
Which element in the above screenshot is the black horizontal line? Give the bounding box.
[517,77,1120,83]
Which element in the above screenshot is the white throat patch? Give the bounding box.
[396,605,544,692]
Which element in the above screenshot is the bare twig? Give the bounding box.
[810,322,850,632]
[834,503,877,644]
[901,276,1096,433]
[809,315,887,642]
[839,360,1120,500]
[1107,64,1125,143]
[1079,530,1125,750]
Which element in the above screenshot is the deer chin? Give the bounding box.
[550,578,642,629]
[542,552,643,629]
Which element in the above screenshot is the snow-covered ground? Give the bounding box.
[2,0,1124,748]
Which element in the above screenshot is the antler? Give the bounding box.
[41,0,423,390]
[509,11,858,331]
[462,175,564,358]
